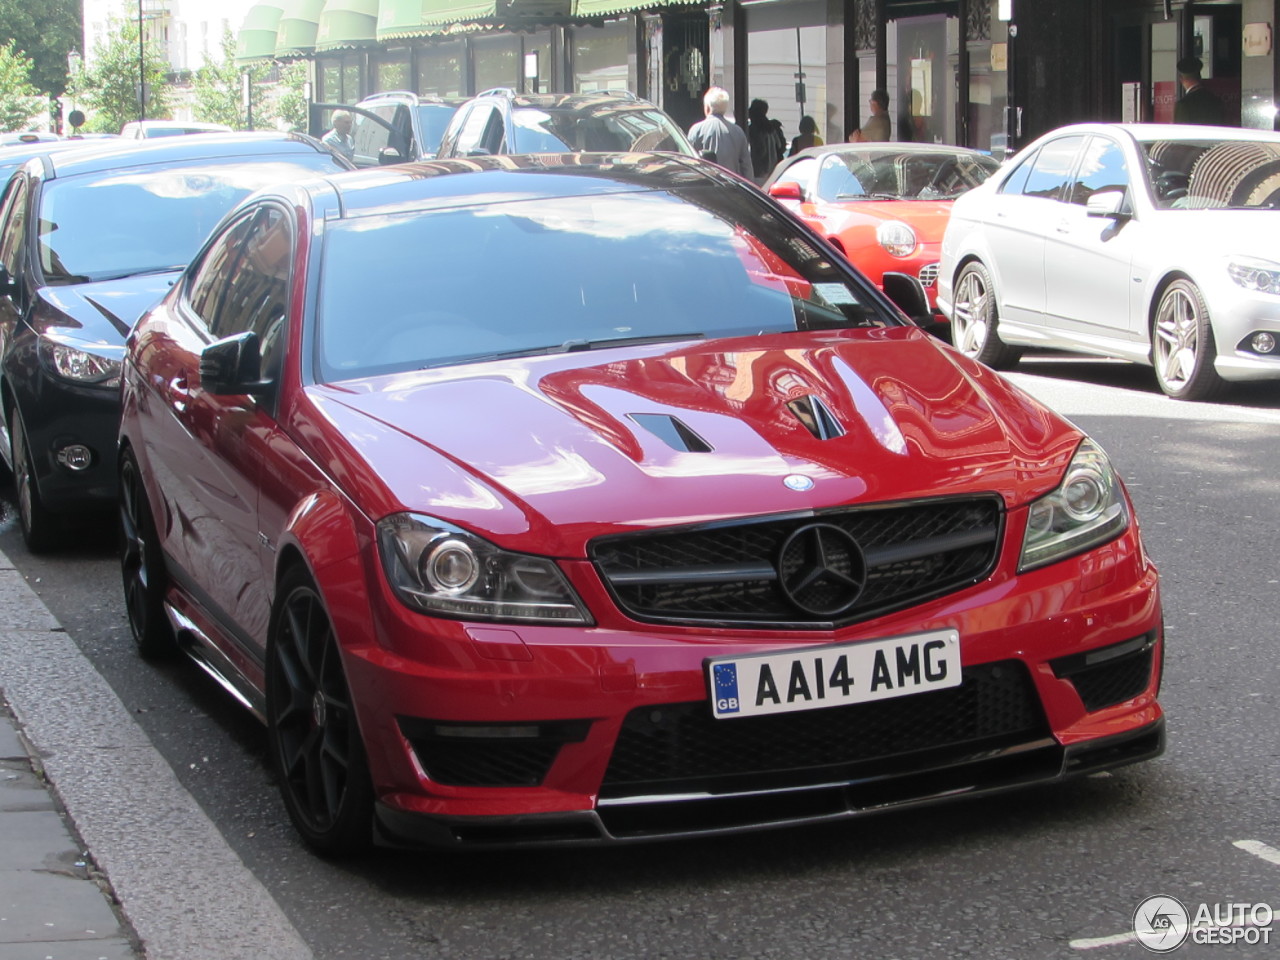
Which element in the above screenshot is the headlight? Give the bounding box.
[1018,438,1130,572]
[1228,256,1280,294]
[377,513,592,624]
[876,221,917,257]
[40,338,123,386]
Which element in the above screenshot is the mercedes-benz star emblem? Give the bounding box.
[776,522,867,616]
[783,474,815,492]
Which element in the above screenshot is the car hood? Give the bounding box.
[310,328,1082,556]
[33,272,179,343]
[827,200,955,240]
[1149,208,1280,254]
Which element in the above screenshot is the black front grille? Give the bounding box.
[591,497,1002,628]
[601,659,1047,798]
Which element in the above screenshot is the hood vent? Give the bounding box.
[787,394,845,440]
[628,413,713,453]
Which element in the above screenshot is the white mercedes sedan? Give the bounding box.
[937,123,1280,400]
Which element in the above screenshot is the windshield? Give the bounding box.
[511,106,695,156]
[818,149,999,201]
[1140,138,1280,209]
[38,153,344,284]
[316,186,895,382]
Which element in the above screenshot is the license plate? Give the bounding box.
[707,629,961,720]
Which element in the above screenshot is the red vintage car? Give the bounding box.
[765,143,1000,335]
[118,153,1163,854]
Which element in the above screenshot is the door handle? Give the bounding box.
[1056,220,1072,233]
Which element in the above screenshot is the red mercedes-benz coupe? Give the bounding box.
[118,153,1164,854]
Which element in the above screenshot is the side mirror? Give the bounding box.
[377,146,405,165]
[199,332,272,397]
[768,181,803,201]
[1086,190,1127,220]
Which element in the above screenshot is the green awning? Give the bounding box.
[315,0,379,50]
[572,0,689,15]
[275,0,326,56]
[418,0,498,28]
[235,2,284,63]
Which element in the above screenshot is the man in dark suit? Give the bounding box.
[1174,56,1225,125]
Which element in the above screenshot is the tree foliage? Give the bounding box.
[66,17,171,133]
[273,61,311,133]
[0,0,79,100]
[0,42,47,131]
[191,28,270,130]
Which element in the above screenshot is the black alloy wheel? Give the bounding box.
[951,260,1022,370]
[267,566,373,855]
[10,407,58,552]
[118,448,174,659]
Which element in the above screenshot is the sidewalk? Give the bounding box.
[0,701,140,959]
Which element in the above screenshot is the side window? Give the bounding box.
[1067,137,1129,206]
[187,212,257,333]
[437,105,469,157]
[351,106,396,167]
[776,157,818,198]
[999,149,1038,196]
[1017,136,1085,201]
[457,104,503,156]
[0,176,30,275]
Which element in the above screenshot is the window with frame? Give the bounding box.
[1067,137,1129,207]
[456,103,502,156]
[0,176,30,275]
[1015,136,1085,201]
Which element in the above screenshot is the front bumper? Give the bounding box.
[340,507,1164,848]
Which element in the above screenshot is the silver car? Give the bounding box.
[937,123,1280,400]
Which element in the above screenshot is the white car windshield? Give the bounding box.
[1141,138,1280,210]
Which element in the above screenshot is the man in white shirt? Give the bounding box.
[322,111,355,162]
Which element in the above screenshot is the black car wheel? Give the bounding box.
[10,407,58,552]
[119,448,174,659]
[951,261,1022,370]
[1152,279,1227,401]
[267,566,373,856]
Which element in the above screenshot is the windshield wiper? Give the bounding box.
[837,192,904,201]
[558,332,706,352]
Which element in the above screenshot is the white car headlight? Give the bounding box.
[40,338,123,387]
[877,221,917,258]
[1227,256,1280,294]
[377,513,592,624]
[1019,439,1130,572]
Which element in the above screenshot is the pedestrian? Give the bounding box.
[789,115,823,156]
[747,98,786,182]
[848,89,891,142]
[322,110,355,161]
[1173,57,1225,126]
[688,86,752,179]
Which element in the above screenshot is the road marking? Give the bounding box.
[1069,930,1137,950]
[1235,839,1280,867]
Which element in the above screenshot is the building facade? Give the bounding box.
[236,0,1280,153]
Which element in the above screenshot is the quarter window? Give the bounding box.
[1017,136,1085,201]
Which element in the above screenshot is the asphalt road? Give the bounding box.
[3,355,1280,959]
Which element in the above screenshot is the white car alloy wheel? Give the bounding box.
[951,261,1020,369]
[1152,279,1225,402]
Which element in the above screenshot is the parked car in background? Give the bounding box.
[0,132,352,551]
[310,91,465,167]
[939,123,1280,400]
[119,153,1162,856]
[0,136,127,183]
[120,120,233,139]
[435,89,696,159]
[765,143,1000,334]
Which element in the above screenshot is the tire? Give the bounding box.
[119,448,175,659]
[1151,279,1227,401]
[267,566,374,856]
[10,407,59,552]
[950,261,1022,370]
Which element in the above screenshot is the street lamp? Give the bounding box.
[138,0,146,121]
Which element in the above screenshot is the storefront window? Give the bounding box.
[418,41,464,97]
[474,34,521,91]
[522,32,553,94]
[375,51,411,92]
[968,42,995,154]
[343,60,363,102]
[888,14,959,145]
[320,61,342,102]
[572,20,630,92]
[745,1,828,157]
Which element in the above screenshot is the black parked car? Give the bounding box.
[435,89,696,159]
[0,132,352,550]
